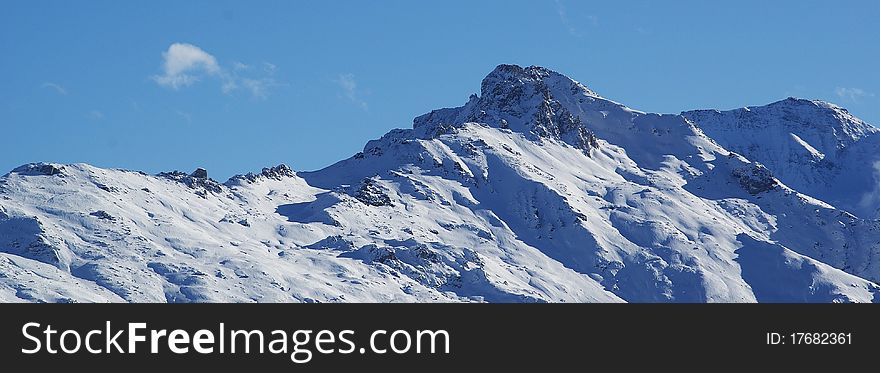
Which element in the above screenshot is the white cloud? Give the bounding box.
[835,87,874,102]
[152,43,280,99]
[240,78,277,100]
[224,63,280,100]
[41,82,67,95]
[334,73,368,110]
[221,79,238,94]
[175,110,192,124]
[152,43,220,89]
[88,110,104,120]
[586,15,599,27]
[554,0,597,37]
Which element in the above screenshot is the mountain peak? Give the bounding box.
[411,64,601,154]
[226,164,296,185]
[480,64,598,100]
[8,162,66,177]
[480,64,552,92]
[685,96,876,142]
[769,97,842,110]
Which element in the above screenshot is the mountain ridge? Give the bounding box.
[2,64,880,303]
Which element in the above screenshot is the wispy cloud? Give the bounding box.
[223,62,280,100]
[240,78,277,100]
[554,0,578,36]
[334,73,368,110]
[152,42,280,99]
[586,15,599,27]
[262,62,277,74]
[175,110,192,124]
[88,110,104,120]
[554,0,597,37]
[835,87,874,103]
[41,82,68,95]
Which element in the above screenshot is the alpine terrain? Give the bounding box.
[3,64,880,303]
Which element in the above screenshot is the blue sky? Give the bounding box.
[2,1,878,180]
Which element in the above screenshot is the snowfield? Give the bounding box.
[2,64,880,303]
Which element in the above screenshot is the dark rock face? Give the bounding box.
[306,235,356,251]
[219,215,250,227]
[260,164,295,180]
[157,171,187,179]
[354,178,393,207]
[480,65,551,121]
[158,169,223,196]
[10,163,65,177]
[531,96,599,155]
[411,64,600,155]
[732,162,778,195]
[226,164,295,185]
[90,210,115,221]
[190,168,209,179]
[94,182,118,193]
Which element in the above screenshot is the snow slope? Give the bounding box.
[683,99,880,219]
[2,64,879,303]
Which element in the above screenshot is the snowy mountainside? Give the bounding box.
[2,64,880,303]
[683,99,880,219]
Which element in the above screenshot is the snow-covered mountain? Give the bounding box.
[2,64,880,303]
[683,99,880,219]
